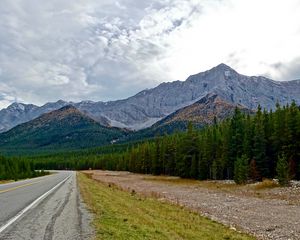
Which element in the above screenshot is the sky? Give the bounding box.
[0,0,300,108]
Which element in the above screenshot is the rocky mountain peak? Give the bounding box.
[39,105,84,121]
[7,102,26,111]
[186,63,238,85]
[158,93,252,127]
[213,63,235,71]
[0,64,299,132]
[56,105,78,112]
[42,100,69,108]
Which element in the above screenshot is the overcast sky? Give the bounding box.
[0,0,300,108]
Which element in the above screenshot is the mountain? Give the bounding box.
[0,105,126,152]
[156,93,253,126]
[1,63,300,132]
[120,94,253,142]
[0,100,111,133]
[0,100,70,133]
[0,102,39,132]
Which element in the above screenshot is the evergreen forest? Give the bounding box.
[0,156,48,181]
[26,102,300,184]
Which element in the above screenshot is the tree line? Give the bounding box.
[0,156,48,181]
[30,102,300,185]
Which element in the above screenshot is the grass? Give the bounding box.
[78,172,255,240]
[144,175,281,191]
[144,176,240,191]
[0,180,13,184]
[254,179,279,190]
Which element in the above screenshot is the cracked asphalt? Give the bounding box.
[0,171,93,240]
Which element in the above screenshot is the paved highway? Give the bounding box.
[0,171,92,240]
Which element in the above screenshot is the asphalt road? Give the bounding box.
[0,171,92,240]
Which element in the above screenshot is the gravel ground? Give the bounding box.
[85,170,300,240]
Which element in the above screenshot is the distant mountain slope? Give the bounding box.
[0,105,126,152]
[0,100,110,133]
[157,93,253,126]
[120,94,253,142]
[1,63,300,132]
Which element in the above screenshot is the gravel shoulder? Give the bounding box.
[84,170,300,240]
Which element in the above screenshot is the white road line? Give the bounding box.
[0,174,72,234]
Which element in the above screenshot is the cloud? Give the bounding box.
[267,58,300,80]
[0,82,21,109]
[0,0,201,106]
[0,0,300,108]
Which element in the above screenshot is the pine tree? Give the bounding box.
[211,160,218,180]
[276,154,290,186]
[286,101,299,178]
[296,111,300,179]
[177,122,198,178]
[249,159,259,181]
[190,155,198,179]
[152,137,161,175]
[243,114,253,160]
[253,105,268,179]
[234,155,249,184]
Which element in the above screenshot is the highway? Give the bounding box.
[0,171,92,240]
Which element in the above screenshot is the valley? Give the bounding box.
[1,1,300,239]
[0,64,299,154]
[0,64,299,240]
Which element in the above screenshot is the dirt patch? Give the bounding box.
[84,170,300,240]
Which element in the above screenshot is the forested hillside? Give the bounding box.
[31,102,300,183]
[0,105,126,154]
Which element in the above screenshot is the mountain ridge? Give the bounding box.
[1,63,299,132]
[0,105,126,152]
[156,93,253,126]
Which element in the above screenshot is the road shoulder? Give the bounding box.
[84,170,300,240]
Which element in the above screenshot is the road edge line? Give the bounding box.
[0,174,71,234]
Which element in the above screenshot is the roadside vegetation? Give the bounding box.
[0,180,13,184]
[78,172,254,240]
[0,155,49,181]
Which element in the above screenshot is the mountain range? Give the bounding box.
[0,62,300,153]
[0,105,125,152]
[1,63,299,133]
[118,93,254,143]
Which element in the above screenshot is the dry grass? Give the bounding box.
[85,170,299,206]
[142,175,292,202]
[78,172,255,240]
[144,175,282,192]
[253,179,279,190]
[0,180,13,184]
[144,176,239,191]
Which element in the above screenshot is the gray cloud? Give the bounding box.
[269,59,300,80]
[1,0,300,108]
[0,0,201,107]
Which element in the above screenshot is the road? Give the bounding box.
[0,171,92,240]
